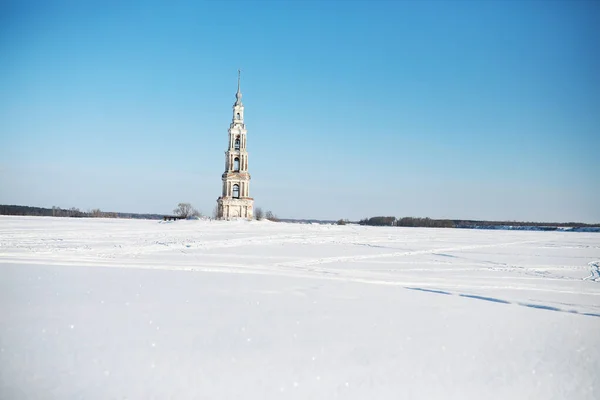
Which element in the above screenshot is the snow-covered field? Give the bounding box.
[1,216,599,399]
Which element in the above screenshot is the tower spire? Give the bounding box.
[235,69,243,106]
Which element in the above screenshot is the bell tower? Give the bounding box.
[216,70,254,220]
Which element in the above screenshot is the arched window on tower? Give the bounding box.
[233,184,240,199]
[236,113,240,120]
[234,138,240,150]
[234,157,240,172]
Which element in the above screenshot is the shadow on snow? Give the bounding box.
[405,287,600,318]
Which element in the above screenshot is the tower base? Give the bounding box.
[217,197,254,220]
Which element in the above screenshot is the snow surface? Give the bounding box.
[1,215,599,399]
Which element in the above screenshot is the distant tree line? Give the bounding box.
[0,203,279,222]
[397,217,455,228]
[4,204,598,228]
[452,219,600,228]
[358,216,398,226]
[357,216,451,227]
[0,205,163,220]
[356,215,600,229]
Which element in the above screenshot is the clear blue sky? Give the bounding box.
[1,0,598,222]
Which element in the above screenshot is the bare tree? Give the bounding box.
[212,205,219,220]
[254,207,264,220]
[265,210,279,222]
[173,202,201,219]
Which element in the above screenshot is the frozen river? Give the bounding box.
[1,216,599,399]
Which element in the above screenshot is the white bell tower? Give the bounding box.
[216,70,254,220]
